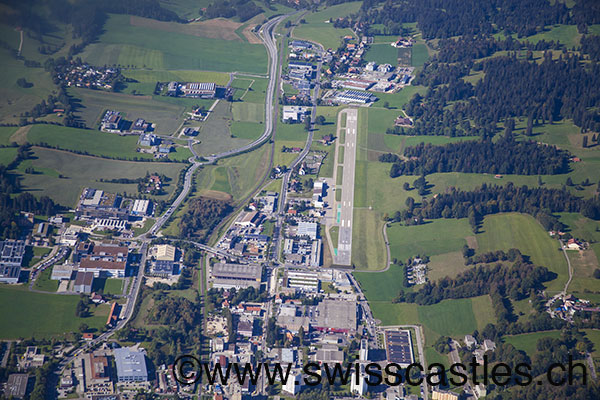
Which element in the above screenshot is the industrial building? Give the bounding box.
[74,271,95,294]
[282,370,303,395]
[76,188,128,220]
[149,244,177,277]
[180,82,216,98]
[78,244,129,278]
[0,239,26,284]
[131,199,151,216]
[114,348,148,383]
[297,221,318,240]
[51,264,75,280]
[384,330,414,367]
[334,90,376,104]
[285,269,320,292]
[211,262,262,289]
[282,105,309,123]
[312,299,357,333]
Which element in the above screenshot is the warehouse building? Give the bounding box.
[180,82,216,98]
[384,329,414,368]
[114,347,148,383]
[131,199,152,216]
[311,299,357,334]
[0,240,26,284]
[211,262,262,290]
[334,90,376,104]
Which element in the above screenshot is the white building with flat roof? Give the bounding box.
[297,222,318,240]
[114,348,148,383]
[131,199,150,216]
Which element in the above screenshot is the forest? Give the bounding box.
[394,261,554,306]
[179,196,232,241]
[356,0,597,39]
[383,135,571,176]
[389,183,600,232]
[405,53,600,136]
[0,154,60,239]
[203,0,264,22]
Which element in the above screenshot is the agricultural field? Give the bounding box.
[26,125,188,161]
[292,2,362,50]
[354,263,408,302]
[0,126,18,145]
[371,295,495,344]
[503,330,563,356]
[80,14,268,73]
[364,43,399,65]
[475,213,568,293]
[0,46,58,124]
[0,285,110,339]
[17,147,185,207]
[386,219,473,262]
[193,100,256,156]
[69,88,188,135]
[163,144,270,237]
[32,268,59,292]
[0,147,17,166]
[121,69,230,96]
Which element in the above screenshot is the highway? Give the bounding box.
[335,108,358,266]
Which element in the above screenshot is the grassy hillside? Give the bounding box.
[80,14,268,73]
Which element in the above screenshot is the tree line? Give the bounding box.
[389,183,600,233]
[381,135,571,177]
[356,0,572,39]
[394,260,553,306]
[203,0,264,22]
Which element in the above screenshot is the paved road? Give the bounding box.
[58,242,146,374]
[335,108,358,266]
[56,13,291,376]
[272,33,323,263]
[144,14,290,240]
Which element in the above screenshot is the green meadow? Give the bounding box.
[292,2,362,50]
[0,285,110,339]
[18,147,185,207]
[80,14,268,73]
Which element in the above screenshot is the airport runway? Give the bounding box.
[335,108,358,266]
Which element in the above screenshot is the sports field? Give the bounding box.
[0,285,110,339]
[292,2,362,50]
[80,14,268,73]
[18,147,185,207]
